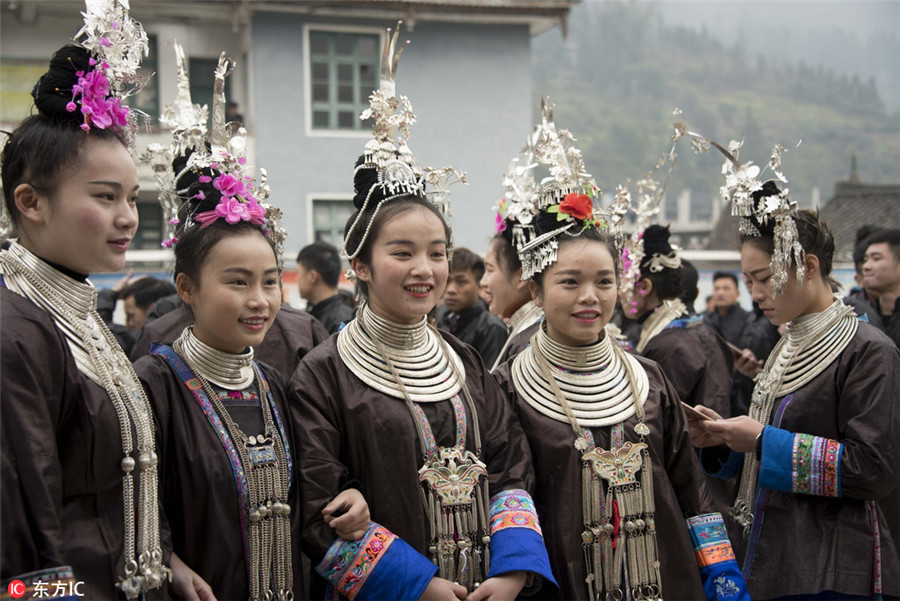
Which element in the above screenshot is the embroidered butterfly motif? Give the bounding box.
[583,441,648,486]
[419,447,488,506]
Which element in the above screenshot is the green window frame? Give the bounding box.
[312,198,355,247]
[308,30,379,131]
[129,34,159,123]
[134,194,164,250]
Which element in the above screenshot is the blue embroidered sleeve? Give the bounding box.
[699,446,744,480]
[685,514,749,601]
[758,426,842,497]
[488,489,557,588]
[316,522,437,601]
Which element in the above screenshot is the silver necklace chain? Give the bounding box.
[0,242,169,598]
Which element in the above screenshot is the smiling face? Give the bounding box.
[16,136,139,274]
[481,238,527,317]
[177,230,282,354]
[862,242,900,295]
[531,238,618,346]
[352,205,449,325]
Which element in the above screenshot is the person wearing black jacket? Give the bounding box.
[296,241,355,334]
[437,247,507,366]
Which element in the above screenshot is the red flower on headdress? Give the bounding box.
[559,193,593,221]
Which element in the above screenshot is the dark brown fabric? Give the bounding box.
[131,304,329,378]
[290,332,536,567]
[737,322,900,599]
[641,321,734,418]
[0,288,169,599]
[495,355,713,601]
[135,354,303,600]
[493,320,541,370]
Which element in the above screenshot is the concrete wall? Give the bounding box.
[252,13,534,258]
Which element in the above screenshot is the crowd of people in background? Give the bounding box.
[2,4,898,601]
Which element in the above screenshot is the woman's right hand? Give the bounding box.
[170,553,217,601]
[687,404,725,448]
[420,577,467,601]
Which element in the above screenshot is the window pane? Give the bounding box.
[337,111,354,129]
[311,62,328,80]
[312,83,329,102]
[357,37,377,58]
[338,84,353,103]
[359,64,375,86]
[313,111,329,128]
[310,32,328,54]
[337,64,352,82]
[313,203,332,227]
[335,36,353,55]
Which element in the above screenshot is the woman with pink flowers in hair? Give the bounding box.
[0,3,174,598]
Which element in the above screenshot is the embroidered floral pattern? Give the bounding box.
[791,433,841,497]
[489,489,542,536]
[686,513,737,567]
[317,523,396,600]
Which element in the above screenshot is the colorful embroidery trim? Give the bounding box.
[317,522,396,600]
[791,433,842,497]
[489,489,542,536]
[687,513,736,567]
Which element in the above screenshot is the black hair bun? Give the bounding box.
[642,224,673,257]
[534,210,573,238]
[32,45,92,125]
[746,180,783,238]
[752,180,782,202]
[352,156,380,209]
[172,146,214,199]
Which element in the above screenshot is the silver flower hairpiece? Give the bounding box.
[342,22,466,261]
[672,108,802,295]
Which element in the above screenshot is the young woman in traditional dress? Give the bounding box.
[619,224,733,418]
[134,55,368,601]
[291,26,555,601]
[0,5,174,598]
[493,101,748,601]
[689,182,900,599]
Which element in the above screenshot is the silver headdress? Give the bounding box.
[515,98,612,280]
[141,50,287,266]
[673,109,802,295]
[618,141,680,312]
[342,22,466,261]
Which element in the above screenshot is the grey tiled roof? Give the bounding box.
[820,181,900,261]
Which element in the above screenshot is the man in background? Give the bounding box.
[703,270,748,346]
[296,241,355,334]
[437,247,507,367]
[861,229,900,347]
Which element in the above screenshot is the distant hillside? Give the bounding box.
[531,2,900,216]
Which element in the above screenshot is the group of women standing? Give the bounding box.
[2,4,898,601]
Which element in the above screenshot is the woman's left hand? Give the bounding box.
[465,572,527,601]
[323,488,370,540]
[699,416,764,453]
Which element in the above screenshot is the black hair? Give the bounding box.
[449,247,485,282]
[739,182,837,284]
[712,270,739,288]
[120,277,177,311]
[489,218,522,277]
[861,228,900,264]
[297,241,343,288]
[531,227,619,290]
[638,224,683,301]
[173,177,277,285]
[1,45,125,233]
[679,259,700,308]
[344,155,452,299]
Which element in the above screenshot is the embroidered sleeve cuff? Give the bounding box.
[2,566,80,600]
[488,489,557,589]
[699,446,744,479]
[758,426,842,497]
[685,513,749,601]
[316,522,437,601]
